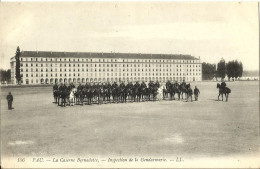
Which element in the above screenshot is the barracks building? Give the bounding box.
[10,51,202,85]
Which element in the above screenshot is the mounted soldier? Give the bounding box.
[181,79,186,87]
[221,79,226,89]
[148,80,154,88]
[141,81,147,89]
[166,80,171,90]
[77,83,83,91]
[53,83,59,91]
[134,81,141,89]
[112,81,118,89]
[119,81,125,89]
[70,82,75,89]
[59,83,65,91]
[174,81,179,88]
[155,80,160,88]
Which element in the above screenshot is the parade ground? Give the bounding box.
[1,81,259,159]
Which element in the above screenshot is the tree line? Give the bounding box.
[202,58,243,80]
[0,69,11,83]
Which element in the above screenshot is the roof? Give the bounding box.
[20,51,199,60]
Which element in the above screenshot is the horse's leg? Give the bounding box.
[226,94,228,102]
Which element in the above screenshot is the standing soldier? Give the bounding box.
[6,92,13,110]
[194,86,200,101]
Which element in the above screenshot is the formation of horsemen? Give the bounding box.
[53,79,231,107]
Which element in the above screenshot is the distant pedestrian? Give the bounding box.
[6,92,13,110]
[194,86,200,101]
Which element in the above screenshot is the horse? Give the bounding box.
[86,88,94,105]
[53,90,61,104]
[217,83,231,102]
[172,85,181,100]
[120,87,129,103]
[74,89,83,105]
[157,86,164,101]
[142,87,151,101]
[60,89,69,107]
[94,88,103,104]
[186,87,193,102]
[180,83,190,100]
[68,88,77,106]
[112,87,119,103]
[103,88,112,104]
[163,86,170,100]
[150,86,158,101]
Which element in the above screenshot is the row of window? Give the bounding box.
[20,63,201,68]
[21,57,199,63]
[21,76,200,85]
[21,72,201,78]
[21,68,201,72]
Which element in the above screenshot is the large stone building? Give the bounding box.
[10,51,202,85]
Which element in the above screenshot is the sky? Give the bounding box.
[0,2,259,70]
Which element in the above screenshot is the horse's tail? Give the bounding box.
[226,87,231,93]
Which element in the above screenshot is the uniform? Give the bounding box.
[53,84,58,91]
[6,92,13,110]
[221,82,226,89]
[141,82,147,89]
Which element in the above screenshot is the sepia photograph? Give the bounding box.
[0,1,259,168]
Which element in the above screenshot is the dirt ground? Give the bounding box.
[1,81,259,158]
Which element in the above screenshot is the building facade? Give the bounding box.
[10,51,202,85]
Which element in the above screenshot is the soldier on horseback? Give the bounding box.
[77,83,83,91]
[221,79,226,89]
[141,81,147,89]
[174,81,179,88]
[134,81,141,89]
[148,80,154,88]
[155,80,160,88]
[119,81,125,89]
[53,83,59,91]
[181,79,186,87]
[112,81,118,89]
[107,81,112,89]
[166,80,171,90]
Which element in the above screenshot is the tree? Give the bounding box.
[15,46,21,84]
[0,69,11,83]
[217,58,226,79]
[202,62,216,80]
[226,60,243,79]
